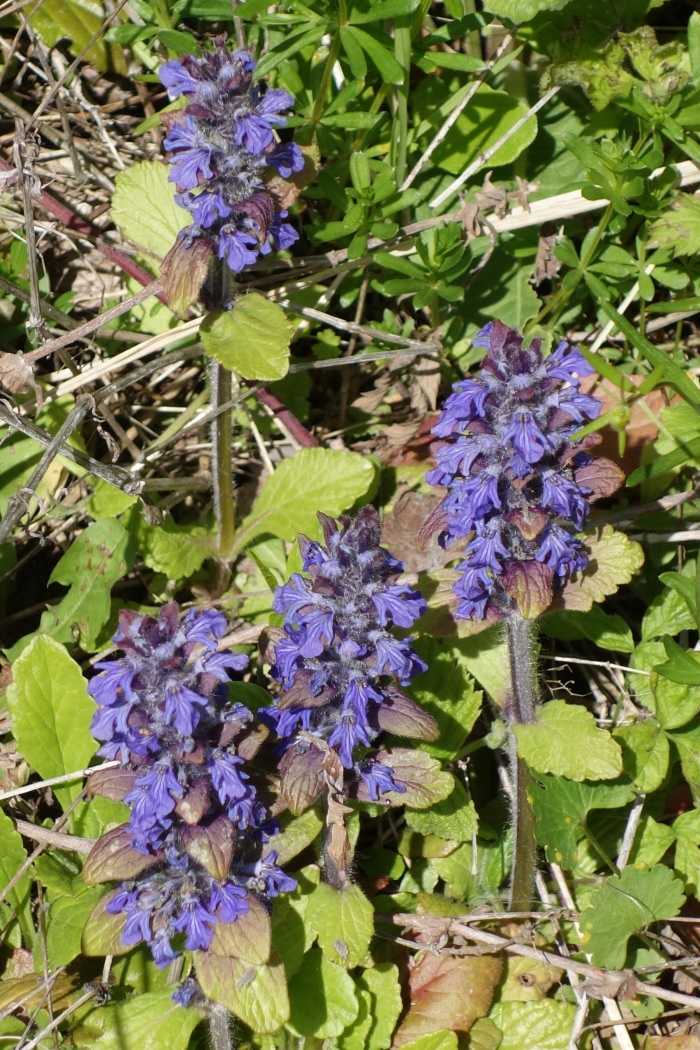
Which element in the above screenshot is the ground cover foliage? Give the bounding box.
[2,0,700,1047]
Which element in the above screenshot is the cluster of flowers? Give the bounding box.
[260,508,438,806]
[87,605,294,970]
[159,38,302,274]
[424,320,620,620]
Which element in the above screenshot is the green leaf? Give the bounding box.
[343,26,404,83]
[288,950,359,1038]
[45,888,106,968]
[650,194,700,258]
[414,82,538,175]
[404,637,483,759]
[234,448,377,553]
[348,0,419,23]
[489,1001,577,1050]
[668,723,700,806]
[111,161,189,260]
[539,607,634,652]
[673,809,700,895]
[7,636,95,809]
[405,780,478,843]
[613,721,670,793]
[464,1018,502,1050]
[629,815,675,869]
[267,808,324,866]
[128,510,214,579]
[270,865,320,979]
[32,519,133,652]
[631,640,700,730]
[361,964,403,1050]
[579,865,685,969]
[82,890,130,957]
[0,807,31,934]
[628,436,700,485]
[200,296,296,381]
[84,989,204,1050]
[305,883,374,968]
[513,700,623,781]
[483,0,572,18]
[531,775,634,869]
[557,526,644,611]
[366,749,454,808]
[598,301,700,409]
[658,571,700,629]
[655,636,700,685]
[396,1034,457,1050]
[195,951,289,1033]
[31,0,126,73]
[87,479,139,521]
[643,560,698,639]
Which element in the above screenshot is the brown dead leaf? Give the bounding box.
[532,222,561,286]
[0,352,42,408]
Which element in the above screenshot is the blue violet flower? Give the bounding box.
[423,320,623,622]
[159,38,302,278]
[84,604,295,972]
[259,508,440,809]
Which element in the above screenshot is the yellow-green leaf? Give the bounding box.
[200,295,296,381]
[7,636,95,808]
[514,700,622,781]
[557,526,644,612]
[111,161,189,261]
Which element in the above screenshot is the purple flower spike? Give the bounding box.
[424,320,623,622]
[87,602,297,978]
[159,38,302,277]
[261,508,440,806]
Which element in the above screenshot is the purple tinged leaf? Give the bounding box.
[355,749,454,809]
[180,815,236,880]
[278,746,326,815]
[82,824,162,885]
[210,895,271,965]
[174,777,212,825]
[81,890,131,957]
[86,767,138,802]
[375,687,440,741]
[502,560,554,620]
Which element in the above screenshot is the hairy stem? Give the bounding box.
[505,614,538,911]
[209,360,236,563]
[209,1005,233,1050]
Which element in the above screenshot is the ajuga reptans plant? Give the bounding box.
[424,319,623,910]
[260,507,440,815]
[424,319,623,623]
[159,39,302,278]
[84,604,294,973]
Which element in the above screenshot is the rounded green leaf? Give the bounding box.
[235,447,378,553]
[489,1001,577,1050]
[513,700,623,781]
[195,950,290,1034]
[200,295,296,381]
[288,950,359,1038]
[415,83,538,174]
[111,161,189,260]
[305,883,374,968]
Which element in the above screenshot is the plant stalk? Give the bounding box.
[209,1005,233,1050]
[209,360,236,562]
[505,613,538,911]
